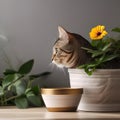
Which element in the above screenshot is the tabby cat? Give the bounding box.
[52,26,91,68]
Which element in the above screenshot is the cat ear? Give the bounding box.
[58,26,69,40]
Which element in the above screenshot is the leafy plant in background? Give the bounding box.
[0,59,50,108]
[79,25,120,75]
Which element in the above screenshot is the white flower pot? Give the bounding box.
[68,69,120,111]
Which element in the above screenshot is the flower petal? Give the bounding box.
[89,25,108,40]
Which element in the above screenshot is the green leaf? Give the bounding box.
[8,85,16,94]
[26,91,42,107]
[91,40,102,47]
[26,90,34,97]
[85,68,94,76]
[14,81,27,95]
[15,96,29,108]
[2,74,21,89]
[79,60,100,75]
[29,72,51,79]
[112,27,120,33]
[25,88,32,94]
[28,95,43,107]
[102,55,119,63]
[81,47,94,53]
[102,42,112,51]
[18,59,34,74]
[92,51,103,58]
[3,69,17,75]
[31,86,40,95]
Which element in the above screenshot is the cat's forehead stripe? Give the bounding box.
[54,38,65,46]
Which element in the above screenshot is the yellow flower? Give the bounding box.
[89,25,108,40]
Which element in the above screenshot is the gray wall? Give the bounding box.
[0,0,120,87]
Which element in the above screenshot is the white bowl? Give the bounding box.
[41,88,83,112]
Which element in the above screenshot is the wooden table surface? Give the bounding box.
[0,106,120,120]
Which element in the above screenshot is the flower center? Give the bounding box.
[97,32,102,36]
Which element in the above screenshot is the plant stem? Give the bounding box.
[5,75,24,89]
[27,79,34,88]
[3,95,18,103]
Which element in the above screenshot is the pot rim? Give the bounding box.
[41,88,83,95]
[68,68,120,71]
[68,69,120,75]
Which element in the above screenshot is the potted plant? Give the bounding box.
[0,59,50,108]
[68,25,120,111]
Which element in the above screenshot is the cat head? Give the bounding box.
[52,26,90,68]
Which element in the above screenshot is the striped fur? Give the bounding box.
[52,26,91,68]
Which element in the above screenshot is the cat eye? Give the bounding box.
[55,48,61,55]
[60,48,73,54]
